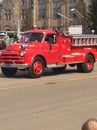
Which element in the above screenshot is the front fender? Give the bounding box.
[82,49,95,62]
[25,51,47,67]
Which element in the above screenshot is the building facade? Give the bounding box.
[0,0,90,32]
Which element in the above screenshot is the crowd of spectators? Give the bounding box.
[0,32,21,50]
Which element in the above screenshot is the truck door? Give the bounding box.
[44,34,58,63]
[61,37,71,55]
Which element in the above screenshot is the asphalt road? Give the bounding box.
[0,64,97,130]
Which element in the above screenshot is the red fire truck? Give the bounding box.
[0,29,97,78]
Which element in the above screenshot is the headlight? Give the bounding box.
[20,51,25,57]
[0,52,2,56]
[21,44,28,50]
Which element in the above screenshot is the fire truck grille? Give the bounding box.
[0,53,24,63]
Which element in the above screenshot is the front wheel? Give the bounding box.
[1,67,17,77]
[77,55,94,73]
[28,57,45,78]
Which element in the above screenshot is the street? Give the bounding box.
[0,64,97,130]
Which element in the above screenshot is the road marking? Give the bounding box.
[0,75,97,92]
[70,75,97,81]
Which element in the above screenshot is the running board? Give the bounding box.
[47,63,66,68]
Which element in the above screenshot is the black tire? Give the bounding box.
[77,63,83,72]
[77,55,94,73]
[52,65,67,73]
[28,57,45,78]
[1,67,17,77]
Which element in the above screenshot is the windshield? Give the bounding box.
[21,32,44,42]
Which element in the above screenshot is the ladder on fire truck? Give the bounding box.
[62,34,97,58]
[72,34,97,46]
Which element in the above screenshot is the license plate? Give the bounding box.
[5,64,11,68]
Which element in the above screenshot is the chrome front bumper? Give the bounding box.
[0,63,30,69]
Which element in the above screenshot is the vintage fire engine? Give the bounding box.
[0,29,97,78]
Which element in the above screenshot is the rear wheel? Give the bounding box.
[28,57,45,78]
[77,55,94,73]
[1,67,17,77]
